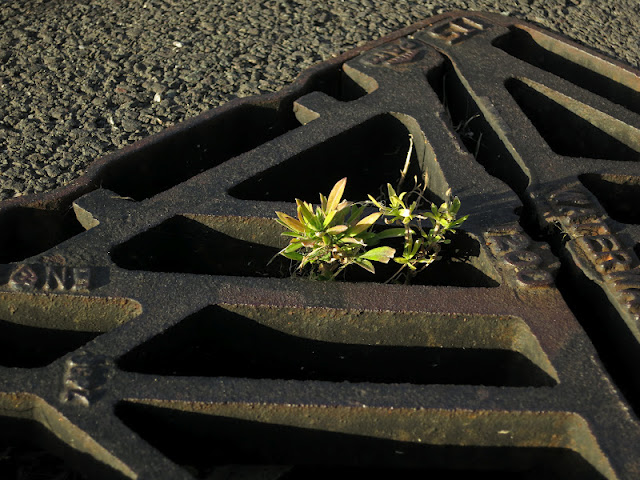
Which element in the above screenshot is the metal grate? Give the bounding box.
[1,11,640,479]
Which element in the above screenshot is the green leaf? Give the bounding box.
[284,242,303,253]
[332,204,350,225]
[451,196,461,214]
[346,204,365,226]
[360,246,396,263]
[276,211,305,233]
[326,177,347,213]
[354,258,375,273]
[451,215,469,227]
[376,227,409,240]
[297,200,321,230]
[341,237,365,245]
[349,212,382,235]
[326,224,348,235]
[387,183,398,201]
[281,231,304,237]
[283,251,304,261]
[410,238,423,256]
[367,194,383,209]
[319,193,328,211]
[323,208,337,227]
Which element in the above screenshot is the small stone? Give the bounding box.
[44,165,61,177]
[151,83,166,94]
[121,118,141,132]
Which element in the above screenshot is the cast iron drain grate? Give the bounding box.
[1,11,640,480]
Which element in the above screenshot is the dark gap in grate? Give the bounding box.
[307,63,372,101]
[110,215,292,278]
[426,57,529,196]
[0,416,123,480]
[97,104,301,201]
[110,215,498,287]
[580,174,640,224]
[117,305,555,386]
[228,113,423,203]
[96,66,369,202]
[114,402,605,480]
[492,27,640,116]
[505,78,640,161]
[0,318,98,368]
[0,206,84,263]
[0,293,140,368]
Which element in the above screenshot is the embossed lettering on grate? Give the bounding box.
[1,11,640,480]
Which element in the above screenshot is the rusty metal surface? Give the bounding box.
[1,10,640,479]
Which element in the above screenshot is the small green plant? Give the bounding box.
[370,183,467,283]
[273,139,468,283]
[274,178,397,280]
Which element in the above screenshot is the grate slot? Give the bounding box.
[427,57,530,195]
[492,27,640,116]
[0,319,98,368]
[505,78,640,161]
[110,215,292,278]
[228,113,423,203]
[0,206,84,263]
[0,293,141,368]
[115,402,607,480]
[96,104,302,201]
[0,418,90,480]
[118,305,557,386]
[0,396,136,479]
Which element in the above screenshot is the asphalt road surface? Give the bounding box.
[1,0,638,200]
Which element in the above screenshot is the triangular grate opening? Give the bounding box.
[506,78,640,161]
[0,319,98,368]
[229,114,423,203]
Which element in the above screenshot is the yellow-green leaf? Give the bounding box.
[319,193,328,211]
[297,200,320,229]
[326,224,348,235]
[276,211,305,233]
[350,212,382,235]
[360,246,396,263]
[367,194,383,209]
[355,258,375,273]
[326,177,347,213]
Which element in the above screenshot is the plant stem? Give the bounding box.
[396,134,414,192]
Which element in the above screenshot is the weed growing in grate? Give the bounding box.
[273,137,468,283]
